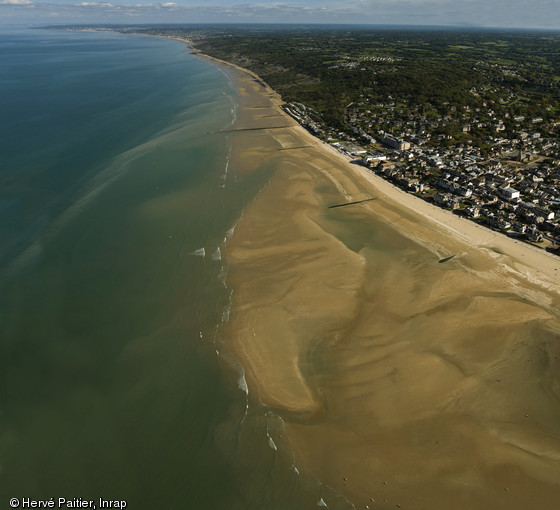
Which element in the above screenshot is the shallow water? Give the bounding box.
[0,28,353,509]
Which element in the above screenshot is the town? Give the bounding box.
[287,99,560,250]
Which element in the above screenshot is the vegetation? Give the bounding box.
[121,25,560,143]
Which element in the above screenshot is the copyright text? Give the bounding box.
[9,498,127,509]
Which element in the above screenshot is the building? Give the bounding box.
[381,134,411,150]
[499,187,521,201]
[466,207,480,218]
[362,152,387,166]
[434,193,451,206]
[437,179,472,197]
[518,202,555,220]
[487,215,511,230]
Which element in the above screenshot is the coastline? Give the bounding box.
[181,37,560,508]
[105,28,560,280]
[189,39,560,286]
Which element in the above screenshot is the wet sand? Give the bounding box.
[200,52,560,509]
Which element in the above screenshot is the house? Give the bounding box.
[519,202,555,220]
[466,207,480,218]
[526,226,543,242]
[487,215,511,230]
[437,179,472,197]
[512,222,527,233]
[434,193,451,206]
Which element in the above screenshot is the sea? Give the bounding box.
[0,28,353,509]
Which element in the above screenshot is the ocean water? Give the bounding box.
[0,28,352,509]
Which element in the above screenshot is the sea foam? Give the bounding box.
[190,247,205,257]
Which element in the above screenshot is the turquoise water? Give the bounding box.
[0,28,353,509]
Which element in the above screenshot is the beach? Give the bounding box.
[195,50,560,509]
[2,27,556,509]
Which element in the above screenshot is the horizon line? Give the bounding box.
[27,22,560,33]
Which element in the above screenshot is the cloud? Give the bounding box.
[76,2,114,6]
[1,0,560,29]
[0,0,33,4]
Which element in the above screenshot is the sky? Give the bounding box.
[1,0,559,29]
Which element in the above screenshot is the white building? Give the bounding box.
[362,152,387,166]
[499,187,521,201]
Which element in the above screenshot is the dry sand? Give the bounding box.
[197,51,560,509]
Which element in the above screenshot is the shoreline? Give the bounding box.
[182,38,560,287]
[68,28,560,284]
[143,33,560,509]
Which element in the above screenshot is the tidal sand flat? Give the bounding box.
[221,61,560,509]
